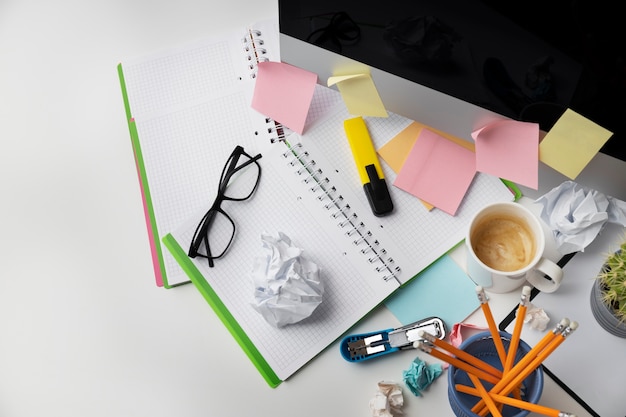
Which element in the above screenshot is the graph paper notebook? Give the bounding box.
[119,20,515,385]
[118,19,281,287]
[160,85,514,385]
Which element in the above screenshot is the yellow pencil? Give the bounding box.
[500,321,579,396]
[470,318,571,415]
[414,341,500,385]
[476,322,578,416]
[455,384,578,417]
[504,286,531,374]
[467,373,503,417]
[419,330,503,378]
[505,285,531,401]
[476,286,507,367]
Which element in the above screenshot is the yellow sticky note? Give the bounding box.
[539,109,613,179]
[327,73,387,117]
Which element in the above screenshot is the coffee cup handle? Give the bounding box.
[525,258,563,293]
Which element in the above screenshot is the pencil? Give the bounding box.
[414,341,500,385]
[476,322,578,417]
[476,286,507,367]
[455,384,578,417]
[504,285,531,401]
[470,318,571,415]
[500,321,579,396]
[467,373,503,417]
[504,286,531,374]
[418,330,503,378]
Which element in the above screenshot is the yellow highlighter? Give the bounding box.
[344,116,394,216]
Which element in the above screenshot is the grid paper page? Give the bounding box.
[121,19,280,286]
[169,140,400,380]
[134,92,261,286]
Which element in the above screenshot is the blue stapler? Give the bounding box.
[340,316,447,362]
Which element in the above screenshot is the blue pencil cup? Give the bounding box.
[447,331,543,417]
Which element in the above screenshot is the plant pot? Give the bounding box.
[590,278,626,338]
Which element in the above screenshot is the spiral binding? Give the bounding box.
[264,118,285,144]
[242,28,269,78]
[281,142,401,282]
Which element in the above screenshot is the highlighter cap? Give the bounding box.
[363,172,393,216]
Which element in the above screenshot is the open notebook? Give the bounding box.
[118,20,515,386]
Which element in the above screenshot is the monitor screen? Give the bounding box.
[279,0,625,161]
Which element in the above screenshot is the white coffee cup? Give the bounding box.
[466,202,563,293]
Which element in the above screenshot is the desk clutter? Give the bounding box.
[436,287,577,417]
[118,17,513,387]
[348,286,579,417]
[117,14,618,399]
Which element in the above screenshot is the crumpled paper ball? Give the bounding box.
[535,181,626,254]
[402,356,444,396]
[522,302,550,331]
[369,381,404,417]
[251,232,324,328]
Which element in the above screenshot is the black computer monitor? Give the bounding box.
[279,0,625,162]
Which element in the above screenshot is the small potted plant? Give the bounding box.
[590,239,626,338]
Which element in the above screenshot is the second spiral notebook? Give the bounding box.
[119,19,514,387]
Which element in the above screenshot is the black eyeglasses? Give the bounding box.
[188,145,262,267]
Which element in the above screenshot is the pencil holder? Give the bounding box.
[447,331,543,417]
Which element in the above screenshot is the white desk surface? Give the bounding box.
[1,1,623,416]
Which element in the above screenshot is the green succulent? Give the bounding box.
[597,240,626,323]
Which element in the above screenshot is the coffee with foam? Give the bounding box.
[470,214,535,272]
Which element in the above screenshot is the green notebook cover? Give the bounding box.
[162,233,282,387]
[118,63,183,289]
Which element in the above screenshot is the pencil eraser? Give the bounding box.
[522,285,531,296]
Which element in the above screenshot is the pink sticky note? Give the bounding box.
[472,120,539,189]
[251,61,318,134]
[394,129,476,216]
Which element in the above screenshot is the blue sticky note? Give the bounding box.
[385,255,478,329]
